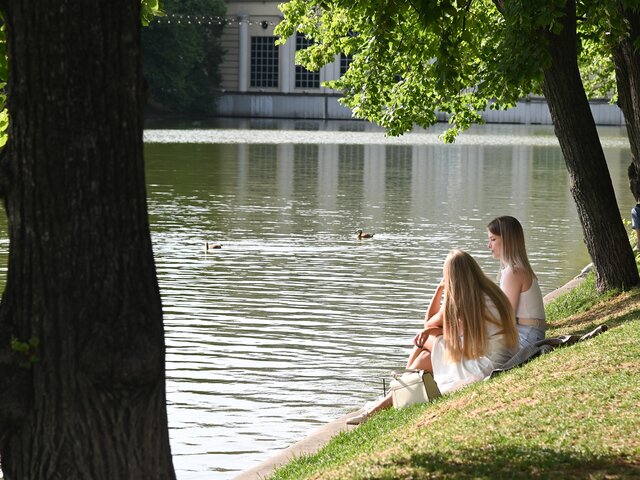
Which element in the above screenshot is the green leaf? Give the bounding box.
[141,0,164,26]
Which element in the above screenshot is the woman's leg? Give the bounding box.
[408,347,433,372]
[367,392,393,415]
[405,345,423,368]
[407,335,438,371]
[346,391,393,424]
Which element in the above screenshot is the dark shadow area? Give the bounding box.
[378,445,640,479]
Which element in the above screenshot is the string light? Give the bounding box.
[150,13,281,27]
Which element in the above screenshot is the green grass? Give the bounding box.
[545,273,619,324]
[269,277,640,480]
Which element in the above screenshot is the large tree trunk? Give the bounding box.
[541,0,639,291]
[0,1,176,478]
[611,2,640,200]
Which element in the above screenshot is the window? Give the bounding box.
[295,33,320,88]
[251,36,278,88]
[340,54,352,76]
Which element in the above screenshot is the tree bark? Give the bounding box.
[542,0,639,291]
[611,2,640,200]
[0,1,176,478]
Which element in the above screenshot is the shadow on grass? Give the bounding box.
[549,288,640,336]
[391,445,640,479]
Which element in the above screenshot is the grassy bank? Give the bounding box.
[271,275,640,479]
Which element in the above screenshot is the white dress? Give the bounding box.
[431,301,516,394]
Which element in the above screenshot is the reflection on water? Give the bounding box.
[0,122,632,479]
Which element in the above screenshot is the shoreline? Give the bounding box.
[232,268,591,480]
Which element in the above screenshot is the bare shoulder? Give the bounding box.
[502,266,532,292]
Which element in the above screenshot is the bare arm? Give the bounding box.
[413,282,445,347]
[424,282,445,328]
[413,321,444,349]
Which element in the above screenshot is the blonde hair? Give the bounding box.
[442,249,518,362]
[487,216,535,280]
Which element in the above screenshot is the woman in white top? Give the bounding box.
[347,250,519,424]
[487,216,546,348]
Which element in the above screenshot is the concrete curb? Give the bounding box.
[542,265,591,304]
[232,268,591,479]
[231,410,364,480]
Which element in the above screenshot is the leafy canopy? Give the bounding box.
[577,0,640,101]
[276,0,633,141]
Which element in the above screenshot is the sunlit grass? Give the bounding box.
[545,273,619,324]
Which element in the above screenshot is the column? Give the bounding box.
[239,14,249,92]
[280,34,293,93]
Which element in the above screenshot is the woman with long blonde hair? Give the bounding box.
[347,250,518,425]
[422,249,519,393]
[487,216,546,347]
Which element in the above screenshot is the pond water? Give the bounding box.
[143,120,633,479]
[0,120,633,479]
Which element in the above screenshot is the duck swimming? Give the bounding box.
[356,229,374,239]
[205,242,223,250]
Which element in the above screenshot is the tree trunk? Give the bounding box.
[611,2,640,200]
[542,0,639,291]
[0,1,176,478]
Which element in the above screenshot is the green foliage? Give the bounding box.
[577,1,624,101]
[276,0,567,141]
[142,0,163,26]
[141,0,226,114]
[560,1,640,101]
[277,0,640,138]
[11,336,40,368]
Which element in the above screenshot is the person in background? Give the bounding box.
[629,163,640,250]
[631,197,640,250]
[346,249,519,425]
[487,216,546,348]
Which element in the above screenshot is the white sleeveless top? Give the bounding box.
[500,266,546,320]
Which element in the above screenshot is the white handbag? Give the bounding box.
[390,369,442,408]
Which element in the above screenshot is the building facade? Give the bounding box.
[218,1,352,119]
[217,1,624,126]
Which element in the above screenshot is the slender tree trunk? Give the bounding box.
[0,1,176,478]
[611,2,640,200]
[541,0,639,291]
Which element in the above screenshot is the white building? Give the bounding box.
[218,0,352,119]
[217,1,624,126]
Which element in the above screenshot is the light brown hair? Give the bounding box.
[487,215,535,280]
[442,249,518,362]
